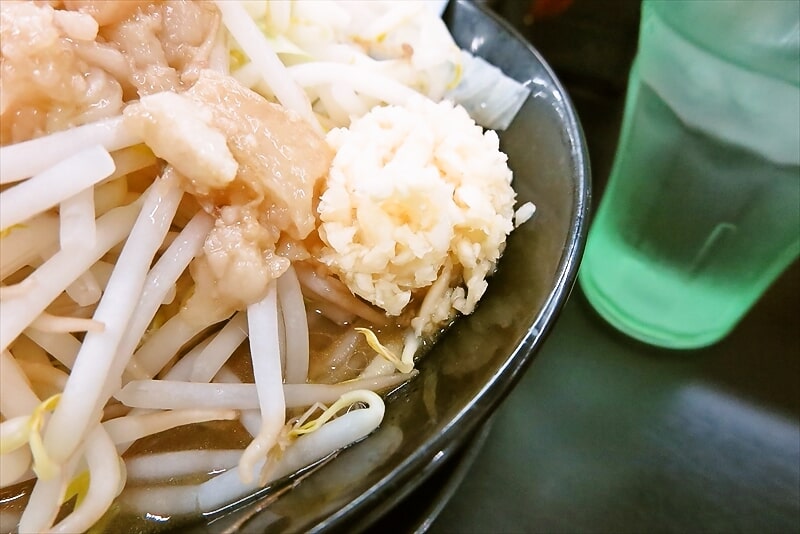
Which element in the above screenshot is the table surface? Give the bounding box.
[420,1,800,532]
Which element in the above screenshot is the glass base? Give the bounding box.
[578,267,733,350]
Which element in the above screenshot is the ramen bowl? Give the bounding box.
[184,1,590,531]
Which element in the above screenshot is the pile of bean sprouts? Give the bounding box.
[0,1,530,531]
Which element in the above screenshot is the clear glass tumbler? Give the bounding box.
[579,0,800,349]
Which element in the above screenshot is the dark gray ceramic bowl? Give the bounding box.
[187,1,590,532]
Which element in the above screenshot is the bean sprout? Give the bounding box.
[0,1,531,530]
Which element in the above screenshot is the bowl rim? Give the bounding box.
[191,1,592,531]
[306,1,593,531]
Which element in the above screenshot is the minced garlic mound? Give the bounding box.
[318,97,531,330]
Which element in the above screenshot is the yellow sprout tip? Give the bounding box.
[355,327,414,374]
[29,394,62,480]
[288,390,373,438]
[63,470,91,507]
[447,61,464,91]
[0,223,26,239]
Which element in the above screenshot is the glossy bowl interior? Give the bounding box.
[184,1,591,532]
